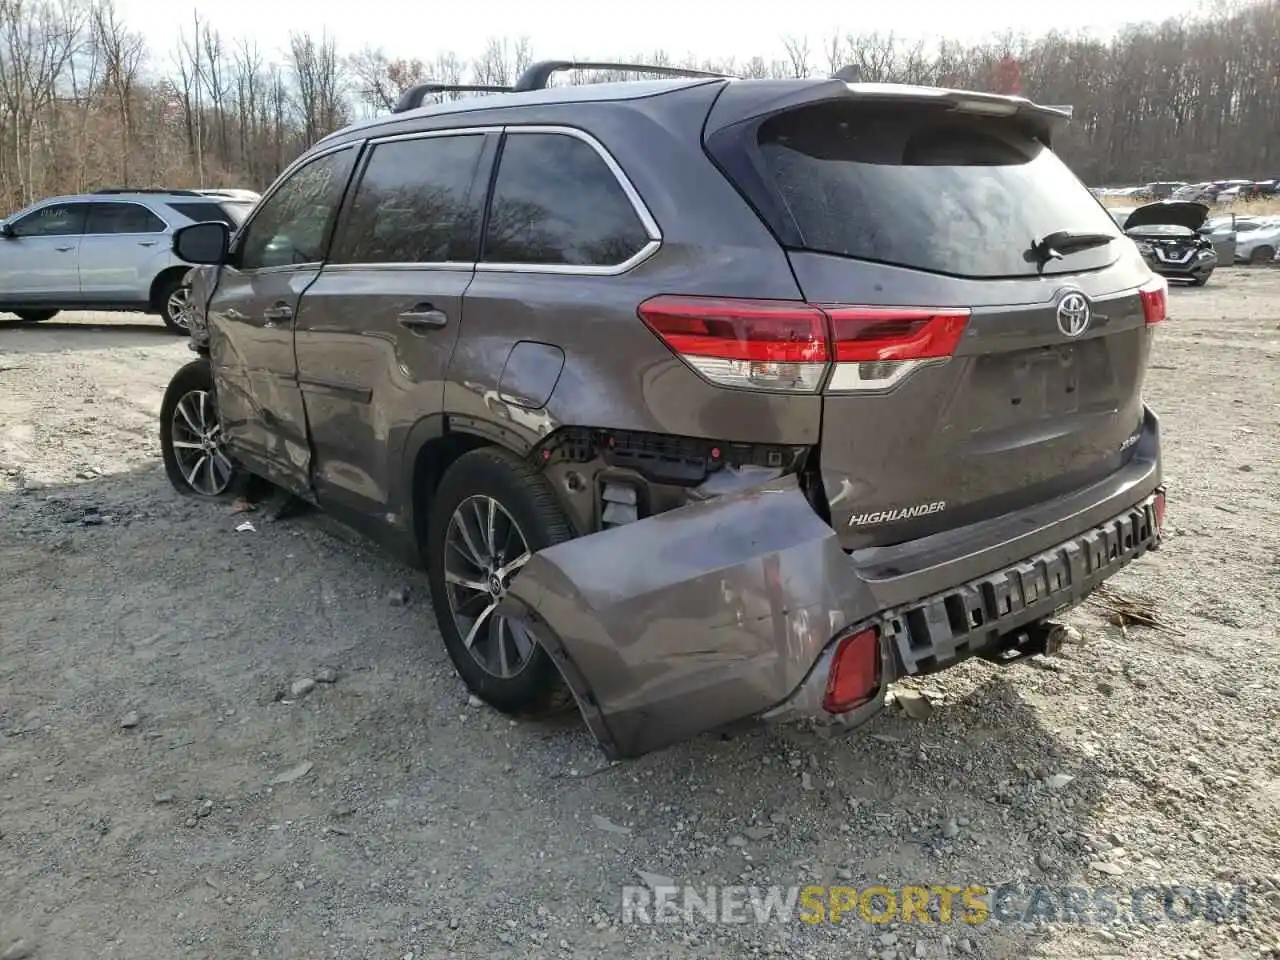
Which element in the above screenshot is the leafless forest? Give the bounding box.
[1,0,1278,212]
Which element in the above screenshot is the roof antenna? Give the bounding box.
[832,64,862,82]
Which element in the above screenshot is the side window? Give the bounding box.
[237,147,356,270]
[86,202,166,235]
[331,134,485,264]
[11,202,87,237]
[481,132,652,267]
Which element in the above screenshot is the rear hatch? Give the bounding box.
[707,91,1162,549]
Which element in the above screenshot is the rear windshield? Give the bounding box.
[755,101,1121,278]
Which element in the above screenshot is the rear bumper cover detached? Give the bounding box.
[502,409,1163,760]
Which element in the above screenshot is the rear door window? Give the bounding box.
[330,133,487,264]
[755,101,1121,278]
[86,202,166,234]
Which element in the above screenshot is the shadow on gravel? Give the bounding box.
[1,466,1113,959]
[0,318,175,354]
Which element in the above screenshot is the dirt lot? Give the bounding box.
[2,277,1278,960]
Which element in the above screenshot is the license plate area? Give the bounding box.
[960,339,1111,429]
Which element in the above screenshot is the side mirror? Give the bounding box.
[172,220,230,265]
[0,222,15,238]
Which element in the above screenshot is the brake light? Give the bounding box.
[637,296,971,394]
[823,626,881,714]
[637,295,829,393]
[1139,275,1167,325]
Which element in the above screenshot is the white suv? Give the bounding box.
[0,189,256,332]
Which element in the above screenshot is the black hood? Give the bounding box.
[1122,200,1210,231]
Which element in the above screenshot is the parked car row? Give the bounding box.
[0,187,259,330]
[1092,179,1280,204]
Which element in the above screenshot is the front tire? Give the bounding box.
[158,273,194,334]
[1249,245,1275,265]
[13,309,56,323]
[1189,270,1212,287]
[426,446,576,716]
[160,358,240,498]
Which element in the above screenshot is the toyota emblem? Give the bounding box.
[1056,291,1091,337]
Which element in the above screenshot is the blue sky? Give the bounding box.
[117,0,1215,68]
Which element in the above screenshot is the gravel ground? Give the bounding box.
[1,277,1278,960]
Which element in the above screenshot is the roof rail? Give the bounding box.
[389,61,734,115]
[513,60,732,92]
[92,187,202,196]
[392,83,514,114]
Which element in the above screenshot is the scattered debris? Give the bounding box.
[466,694,482,708]
[314,667,338,684]
[153,792,175,805]
[894,688,934,720]
[119,711,140,729]
[1088,585,1183,635]
[1046,774,1075,791]
[271,761,314,785]
[590,814,631,836]
[634,869,675,889]
[230,497,255,515]
[388,587,410,607]
[235,520,256,533]
[289,678,316,698]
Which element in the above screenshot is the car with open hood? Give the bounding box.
[159,60,1168,761]
[1109,201,1217,286]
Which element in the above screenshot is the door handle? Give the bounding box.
[138,240,158,247]
[55,245,74,252]
[262,303,293,325]
[397,304,448,334]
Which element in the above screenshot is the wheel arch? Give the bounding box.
[149,265,192,312]
[401,415,537,561]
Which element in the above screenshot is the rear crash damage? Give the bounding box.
[498,418,1166,761]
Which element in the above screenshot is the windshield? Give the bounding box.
[755,100,1120,278]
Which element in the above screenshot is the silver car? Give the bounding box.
[0,189,255,331]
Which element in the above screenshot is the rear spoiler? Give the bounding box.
[705,81,1074,146]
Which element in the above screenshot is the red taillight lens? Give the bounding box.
[1139,275,1167,325]
[638,296,972,394]
[638,295,830,393]
[1153,489,1166,532]
[824,306,972,363]
[823,627,881,714]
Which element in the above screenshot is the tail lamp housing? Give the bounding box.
[637,295,972,395]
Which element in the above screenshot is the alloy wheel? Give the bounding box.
[169,389,235,496]
[443,495,537,679]
[167,285,195,329]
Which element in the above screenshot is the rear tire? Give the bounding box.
[426,446,577,717]
[157,272,194,334]
[160,358,241,498]
[1248,245,1275,265]
[13,310,56,323]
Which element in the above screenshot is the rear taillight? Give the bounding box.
[823,626,881,714]
[824,305,971,393]
[637,296,829,393]
[637,296,971,394]
[1153,489,1166,532]
[1139,275,1167,325]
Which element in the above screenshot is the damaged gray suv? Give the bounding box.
[161,60,1168,760]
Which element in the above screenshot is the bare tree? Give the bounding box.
[90,0,143,183]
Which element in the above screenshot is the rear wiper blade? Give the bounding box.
[1029,230,1115,266]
